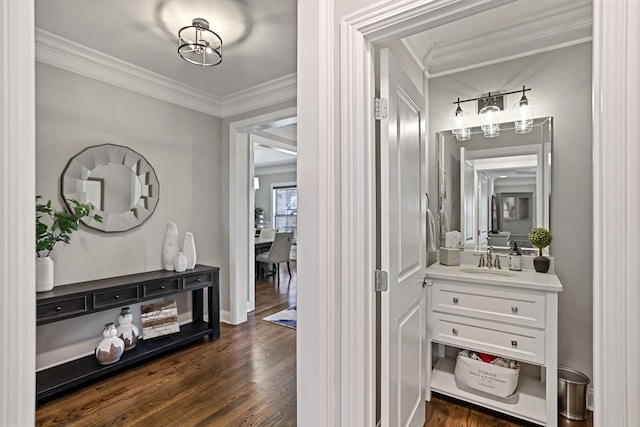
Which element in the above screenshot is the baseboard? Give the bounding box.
[220,310,232,324]
[586,385,594,411]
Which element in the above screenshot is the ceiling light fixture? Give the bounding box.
[450,86,533,139]
[178,18,222,67]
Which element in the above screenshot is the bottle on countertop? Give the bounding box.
[508,240,523,271]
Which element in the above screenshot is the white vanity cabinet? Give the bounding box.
[425,264,563,426]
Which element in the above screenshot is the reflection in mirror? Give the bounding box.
[61,144,159,232]
[437,117,552,253]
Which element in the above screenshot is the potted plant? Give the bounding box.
[528,227,552,273]
[36,196,102,292]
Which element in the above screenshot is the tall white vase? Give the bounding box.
[183,232,197,270]
[162,222,180,271]
[36,256,54,292]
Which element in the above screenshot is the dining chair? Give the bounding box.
[256,232,294,284]
[259,228,277,240]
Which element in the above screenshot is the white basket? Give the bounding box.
[454,353,520,401]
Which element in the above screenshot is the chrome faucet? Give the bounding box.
[486,246,493,268]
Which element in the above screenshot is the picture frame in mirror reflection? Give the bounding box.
[61,143,160,232]
[436,117,552,253]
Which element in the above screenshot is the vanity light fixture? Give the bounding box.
[450,98,471,141]
[178,18,222,67]
[450,86,533,139]
[514,85,535,134]
[479,93,501,138]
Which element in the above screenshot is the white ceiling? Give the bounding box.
[34,0,591,113]
[35,0,297,98]
[402,0,592,77]
[254,144,297,168]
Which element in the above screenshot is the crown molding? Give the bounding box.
[402,2,593,78]
[35,29,297,118]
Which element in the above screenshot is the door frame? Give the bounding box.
[228,107,297,324]
[339,1,521,424]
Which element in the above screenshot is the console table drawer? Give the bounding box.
[183,272,211,289]
[432,282,546,328]
[93,286,140,309]
[143,278,181,297]
[432,312,545,365]
[37,296,87,322]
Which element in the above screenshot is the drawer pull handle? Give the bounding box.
[160,285,166,290]
[511,306,518,313]
[511,340,518,347]
[453,297,459,304]
[55,306,62,312]
[452,328,458,335]
[114,295,120,300]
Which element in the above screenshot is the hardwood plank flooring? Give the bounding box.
[36,264,297,427]
[37,261,592,427]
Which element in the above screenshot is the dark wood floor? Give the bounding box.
[36,262,592,426]
[36,265,297,426]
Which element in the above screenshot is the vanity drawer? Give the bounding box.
[183,272,212,289]
[432,312,545,364]
[37,296,87,323]
[143,278,181,298]
[432,282,546,328]
[93,286,140,309]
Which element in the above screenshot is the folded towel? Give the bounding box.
[426,209,436,253]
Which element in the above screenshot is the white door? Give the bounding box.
[378,48,427,427]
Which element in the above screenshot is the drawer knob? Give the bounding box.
[161,285,166,290]
[511,306,518,313]
[197,278,202,283]
[114,295,120,300]
[55,306,62,312]
[453,297,459,304]
[511,340,518,347]
[452,328,458,335]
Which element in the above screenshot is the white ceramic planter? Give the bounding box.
[36,256,54,292]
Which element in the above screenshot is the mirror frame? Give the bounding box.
[437,117,552,252]
[61,143,160,232]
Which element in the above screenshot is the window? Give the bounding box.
[273,185,297,243]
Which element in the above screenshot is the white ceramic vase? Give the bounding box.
[162,222,180,271]
[174,252,187,273]
[36,256,54,292]
[116,307,139,350]
[183,232,196,270]
[95,323,125,365]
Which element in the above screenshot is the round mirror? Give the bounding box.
[61,144,160,232]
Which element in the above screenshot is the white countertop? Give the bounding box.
[425,263,563,292]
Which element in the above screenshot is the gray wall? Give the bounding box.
[254,169,297,229]
[36,63,223,369]
[428,43,593,380]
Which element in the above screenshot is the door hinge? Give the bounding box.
[375,269,388,292]
[374,98,388,120]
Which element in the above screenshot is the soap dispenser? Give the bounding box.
[508,241,522,271]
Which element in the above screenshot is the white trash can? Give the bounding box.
[558,367,590,421]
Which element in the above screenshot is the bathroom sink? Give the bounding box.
[459,267,516,277]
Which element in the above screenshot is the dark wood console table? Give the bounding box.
[36,264,220,402]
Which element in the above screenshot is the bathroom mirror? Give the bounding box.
[61,144,160,232]
[437,117,552,252]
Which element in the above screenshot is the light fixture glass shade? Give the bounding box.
[178,18,222,67]
[456,127,471,141]
[514,95,536,134]
[450,103,468,135]
[480,103,501,138]
[254,177,260,190]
